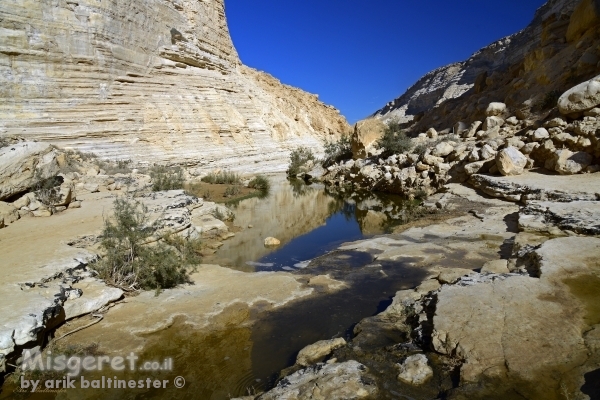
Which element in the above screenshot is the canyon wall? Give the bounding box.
[371,0,600,132]
[0,0,350,172]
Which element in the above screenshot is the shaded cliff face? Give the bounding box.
[0,0,349,171]
[372,0,600,131]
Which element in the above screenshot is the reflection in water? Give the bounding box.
[213,176,418,272]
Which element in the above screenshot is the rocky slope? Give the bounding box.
[371,0,599,132]
[0,0,349,172]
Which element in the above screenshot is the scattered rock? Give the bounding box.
[432,142,454,157]
[553,149,593,175]
[264,237,281,246]
[532,127,550,141]
[397,354,433,386]
[296,338,347,366]
[69,201,82,209]
[496,146,527,176]
[427,128,438,138]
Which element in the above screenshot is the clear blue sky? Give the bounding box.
[225,0,546,124]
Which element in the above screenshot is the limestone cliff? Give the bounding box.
[372,0,600,132]
[0,0,349,172]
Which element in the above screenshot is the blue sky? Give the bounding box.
[226,0,546,124]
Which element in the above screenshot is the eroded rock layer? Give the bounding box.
[0,0,349,171]
[372,0,600,131]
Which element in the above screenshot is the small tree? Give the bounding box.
[323,134,352,167]
[377,120,413,157]
[286,147,315,177]
[91,198,197,293]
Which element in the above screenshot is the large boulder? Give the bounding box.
[0,142,60,201]
[496,147,528,176]
[432,142,454,157]
[553,149,593,175]
[259,361,377,400]
[351,118,386,159]
[558,74,600,115]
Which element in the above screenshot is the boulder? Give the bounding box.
[264,237,281,246]
[480,144,497,160]
[464,160,494,176]
[55,186,72,207]
[259,361,377,400]
[553,149,593,175]
[496,147,528,176]
[482,116,504,131]
[432,142,454,157]
[296,338,347,366]
[423,154,444,166]
[532,127,550,141]
[486,102,507,117]
[558,74,600,114]
[0,202,19,224]
[351,118,386,159]
[426,128,438,138]
[11,193,32,210]
[0,142,60,201]
[465,121,482,138]
[397,354,433,386]
[69,201,82,209]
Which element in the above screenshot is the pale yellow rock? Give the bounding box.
[264,237,281,246]
[296,337,347,366]
[481,259,510,274]
[0,0,349,172]
[351,118,386,159]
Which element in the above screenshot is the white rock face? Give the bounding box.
[0,0,349,172]
[558,74,600,114]
[397,354,434,386]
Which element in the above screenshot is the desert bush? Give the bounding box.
[98,159,133,175]
[287,147,315,177]
[149,165,184,191]
[0,137,9,149]
[323,134,352,167]
[32,172,63,210]
[248,175,270,196]
[90,198,196,293]
[223,185,241,197]
[535,90,561,112]
[414,188,428,201]
[377,120,413,157]
[201,170,241,185]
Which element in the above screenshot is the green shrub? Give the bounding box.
[90,198,196,293]
[287,147,315,177]
[377,120,413,157]
[223,185,241,197]
[248,175,271,196]
[323,134,352,167]
[149,165,184,191]
[201,170,240,185]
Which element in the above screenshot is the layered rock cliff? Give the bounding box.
[0,0,349,172]
[372,0,600,132]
